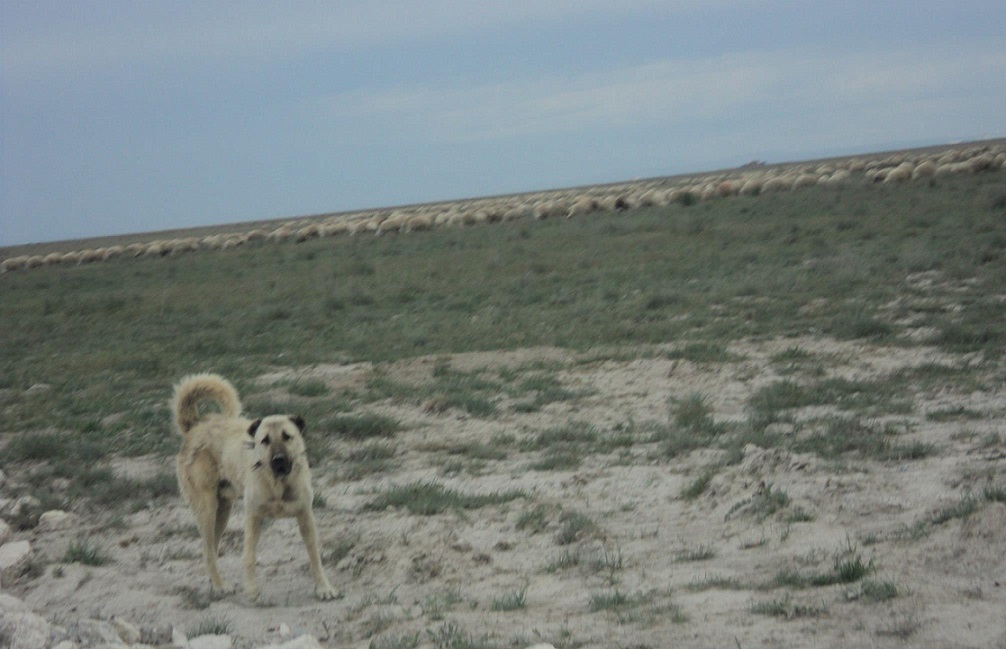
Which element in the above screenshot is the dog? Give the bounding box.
[172,373,337,601]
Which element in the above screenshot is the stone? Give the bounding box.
[37,510,75,532]
[0,540,32,581]
[171,627,190,648]
[0,518,12,545]
[189,634,232,649]
[0,610,53,649]
[113,618,142,645]
[6,496,43,530]
[66,619,123,646]
[256,636,323,649]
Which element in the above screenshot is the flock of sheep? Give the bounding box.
[3,143,1004,275]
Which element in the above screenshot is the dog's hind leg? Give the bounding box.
[242,510,264,601]
[213,496,233,557]
[297,509,337,600]
[192,491,234,596]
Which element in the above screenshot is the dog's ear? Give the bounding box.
[290,415,306,434]
[248,419,262,437]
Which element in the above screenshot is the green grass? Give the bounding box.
[426,623,493,649]
[1,172,1004,510]
[326,413,401,439]
[725,484,791,522]
[188,617,232,637]
[363,481,525,516]
[680,467,718,500]
[370,633,420,649]
[490,586,527,611]
[63,540,112,566]
[554,510,597,545]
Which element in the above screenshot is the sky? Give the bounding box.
[2,1,1005,246]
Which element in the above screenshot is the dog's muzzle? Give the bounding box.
[270,453,292,477]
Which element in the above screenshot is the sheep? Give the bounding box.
[883,163,913,184]
[245,229,267,242]
[295,224,320,242]
[222,235,248,250]
[78,249,102,264]
[637,188,668,207]
[268,226,292,243]
[566,196,598,219]
[43,252,64,266]
[738,178,763,196]
[911,160,937,180]
[502,206,528,221]
[791,174,818,190]
[1,256,28,273]
[61,251,81,265]
[102,244,124,259]
[202,235,224,249]
[967,153,995,173]
[404,214,433,232]
[143,242,166,257]
[168,239,194,255]
[127,243,147,257]
[376,214,406,236]
[320,221,349,237]
[24,255,45,269]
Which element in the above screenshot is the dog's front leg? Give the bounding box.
[297,509,337,600]
[242,510,264,601]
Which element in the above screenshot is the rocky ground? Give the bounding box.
[2,338,1005,648]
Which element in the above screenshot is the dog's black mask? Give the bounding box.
[270,452,292,477]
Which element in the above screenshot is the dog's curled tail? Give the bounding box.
[171,373,242,435]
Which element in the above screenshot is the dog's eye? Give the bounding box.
[261,436,271,446]
[282,432,292,442]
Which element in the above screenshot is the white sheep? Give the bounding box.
[566,196,598,218]
[295,224,320,242]
[404,214,433,232]
[43,252,64,266]
[268,226,292,243]
[1,256,28,273]
[911,160,937,180]
[24,255,45,269]
[61,251,81,265]
[738,178,763,196]
[78,249,102,264]
[883,163,913,184]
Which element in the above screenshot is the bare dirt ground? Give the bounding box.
[8,338,1006,648]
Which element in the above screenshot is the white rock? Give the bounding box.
[0,610,52,649]
[0,593,30,613]
[189,634,232,649]
[279,623,291,637]
[171,627,190,649]
[0,518,11,545]
[256,635,323,649]
[113,617,142,644]
[37,510,75,532]
[68,619,122,645]
[52,641,76,649]
[0,540,32,580]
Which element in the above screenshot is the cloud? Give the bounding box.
[1,1,725,81]
[312,44,1006,145]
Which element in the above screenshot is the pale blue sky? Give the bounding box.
[2,1,1004,246]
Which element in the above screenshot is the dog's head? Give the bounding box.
[247,415,307,479]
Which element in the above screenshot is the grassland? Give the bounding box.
[1,167,1005,648]
[2,171,1004,445]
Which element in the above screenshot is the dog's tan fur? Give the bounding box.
[172,373,336,601]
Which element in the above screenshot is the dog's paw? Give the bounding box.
[244,583,261,602]
[315,581,338,601]
[211,581,236,597]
